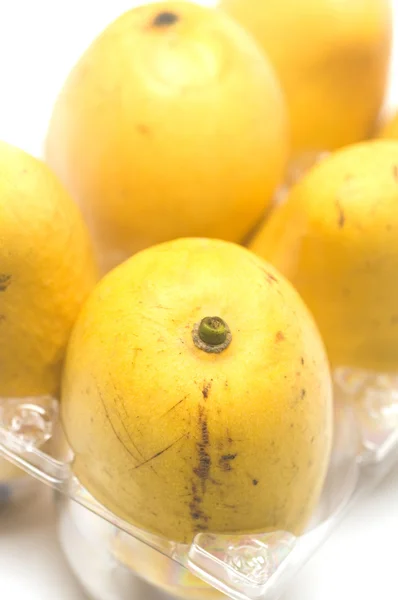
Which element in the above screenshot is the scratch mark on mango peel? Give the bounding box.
[159,395,189,419]
[98,388,141,463]
[131,433,187,470]
[108,372,146,462]
[112,395,146,460]
[98,386,159,476]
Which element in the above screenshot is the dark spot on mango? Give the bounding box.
[335,200,345,228]
[219,453,237,472]
[193,406,211,492]
[252,479,259,486]
[151,11,179,27]
[301,388,306,399]
[209,477,221,486]
[202,381,212,400]
[190,475,209,528]
[0,274,11,292]
[136,124,151,136]
[300,357,305,365]
[275,331,285,342]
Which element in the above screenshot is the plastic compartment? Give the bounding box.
[1,367,398,600]
[0,397,55,508]
[0,459,36,508]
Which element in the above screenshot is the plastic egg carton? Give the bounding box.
[0,368,398,600]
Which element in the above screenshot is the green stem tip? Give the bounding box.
[192,316,232,354]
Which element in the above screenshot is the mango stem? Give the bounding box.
[192,317,232,354]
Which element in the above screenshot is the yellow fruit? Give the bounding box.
[250,140,398,372]
[0,140,98,399]
[61,237,332,543]
[219,0,393,156]
[378,110,398,139]
[45,1,289,273]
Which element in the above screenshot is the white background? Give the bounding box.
[1,1,398,599]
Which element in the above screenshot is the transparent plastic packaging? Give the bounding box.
[1,367,398,600]
[0,458,35,508]
[0,398,51,508]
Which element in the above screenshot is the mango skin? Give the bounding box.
[45,1,289,273]
[218,0,393,156]
[250,140,398,373]
[0,140,98,399]
[61,238,332,543]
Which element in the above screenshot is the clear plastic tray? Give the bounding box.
[1,367,398,600]
[0,459,36,509]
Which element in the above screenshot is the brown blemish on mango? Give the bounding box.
[219,453,237,472]
[202,381,212,399]
[335,200,345,228]
[0,274,12,291]
[136,124,151,136]
[190,403,212,531]
[194,406,211,487]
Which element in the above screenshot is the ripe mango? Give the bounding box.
[45,1,289,273]
[61,238,332,543]
[250,140,398,372]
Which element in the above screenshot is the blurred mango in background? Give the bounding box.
[45,1,289,273]
[0,141,98,400]
[219,0,393,156]
[249,140,398,373]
